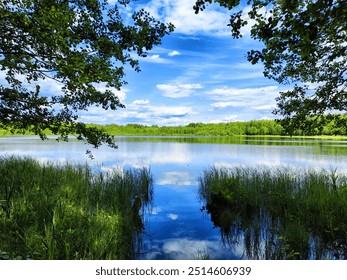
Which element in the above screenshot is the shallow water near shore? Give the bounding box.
[1,136,347,259]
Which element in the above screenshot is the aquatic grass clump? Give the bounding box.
[198,166,347,259]
[0,156,153,260]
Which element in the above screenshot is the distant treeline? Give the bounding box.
[1,116,347,137]
[95,117,347,137]
[96,120,284,136]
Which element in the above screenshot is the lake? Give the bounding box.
[1,136,347,259]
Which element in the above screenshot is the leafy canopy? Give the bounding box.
[194,0,347,134]
[0,0,174,150]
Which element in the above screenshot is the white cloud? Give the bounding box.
[78,103,193,125]
[207,85,279,100]
[211,101,247,109]
[157,238,243,260]
[168,50,180,57]
[167,213,179,220]
[94,84,127,102]
[152,105,192,117]
[209,115,240,123]
[141,0,230,36]
[210,62,266,82]
[157,171,195,186]
[132,99,150,105]
[150,54,160,60]
[206,85,282,116]
[212,71,264,81]
[238,5,269,37]
[140,54,172,64]
[157,83,203,98]
[255,104,276,110]
[115,104,193,125]
[0,70,64,98]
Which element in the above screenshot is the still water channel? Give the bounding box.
[1,136,347,259]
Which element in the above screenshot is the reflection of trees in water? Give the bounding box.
[202,186,347,260]
[131,169,154,259]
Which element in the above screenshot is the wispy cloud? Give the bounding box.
[206,85,279,101]
[205,85,281,119]
[211,101,247,109]
[157,83,203,98]
[157,171,196,186]
[79,103,193,125]
[209,115,240,123]
[255,104,276,111]
[140,54,172,64]
[132,99,150,105]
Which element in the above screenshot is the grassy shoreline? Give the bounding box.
[199,166,347,260]
[0,157,153,260]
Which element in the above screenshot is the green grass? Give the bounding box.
[198,166,347,260]
[0,156,153,260]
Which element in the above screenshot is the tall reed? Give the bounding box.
[0,156,153,260]
[198,166,347,259]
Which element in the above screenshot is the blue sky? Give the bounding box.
[92,0,288,126]
[1,0,289,126]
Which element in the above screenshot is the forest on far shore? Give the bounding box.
[1,116,347,138]
[95,116,347,137]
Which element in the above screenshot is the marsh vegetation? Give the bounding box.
[199,166,347,259]
[0,157,153,260]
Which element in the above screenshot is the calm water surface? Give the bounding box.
[1,136,347,259]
